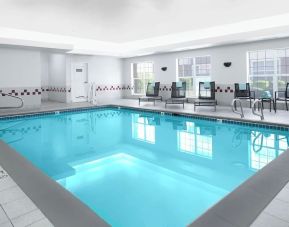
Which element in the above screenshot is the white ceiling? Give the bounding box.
[1,0,289,57]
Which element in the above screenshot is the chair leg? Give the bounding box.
[286,99,288,111]
[139,99,140,106]
[249,98,252,108]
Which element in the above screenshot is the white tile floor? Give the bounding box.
[0,166,53,227]
[251,183,289,227]
[0,99,289,227]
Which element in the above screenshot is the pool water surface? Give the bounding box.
[0,108,288,226]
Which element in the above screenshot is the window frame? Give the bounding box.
[131,61,154,95]
[247,48,289,98]
[176,55,211,97]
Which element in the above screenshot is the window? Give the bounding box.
[132,114,155,144]
[248,48,289,98]
[177,56,211,97]
[131,62,154,95]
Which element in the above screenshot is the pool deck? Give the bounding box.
[0,99,289,227]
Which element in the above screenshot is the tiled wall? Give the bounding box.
[92,84,129,101]
[41,86,71,101]
[41,84,127,103]
[0,87,41,108]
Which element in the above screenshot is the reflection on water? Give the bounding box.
[250,132,288,170]
[177,122,213,159]
[132,114,156,144]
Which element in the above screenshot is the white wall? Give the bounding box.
[122,37,289,105]
[49,53,67,86]
[69,55,123,102]
[41,52,49,100]
[0,48,41,87]
[1,37,289,109]
[0,47,41,107]
[46,53,69,103]
[40,53,123,104]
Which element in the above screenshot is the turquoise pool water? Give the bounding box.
[0,108,288,227]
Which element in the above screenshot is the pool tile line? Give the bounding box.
[107,105,289,131]
[116,105,289,131]
[0,104,288,132]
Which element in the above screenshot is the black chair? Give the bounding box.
[194,82,217,111]
[139,82,162,106]
[234,83,255,108]
[275,82,289,111]
[165,82,187,108]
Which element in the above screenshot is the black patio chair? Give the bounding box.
[194,82,217,111]
[275,82,289,111]
[165,82,187,109]
[139,82,162,106]
[234,83,255,108]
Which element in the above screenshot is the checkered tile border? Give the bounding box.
[41,86,71,93]
[41,85,132,93]
[95,85,133,91]
[0,88,41,96]
[215,86,234,93]
[157,84,234,93]
[0,84,235,97]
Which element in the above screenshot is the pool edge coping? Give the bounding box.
[0,141,110,227]
[0,104,288,227]
[189,148,289,227]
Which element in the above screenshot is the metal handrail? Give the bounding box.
[0,93,24,109]
[231,99,244,118]
[252,100,264,120]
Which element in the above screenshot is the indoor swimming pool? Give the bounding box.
[0,107,288,227]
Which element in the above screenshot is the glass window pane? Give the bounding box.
[132,62,154,95]
[177,56,211,97]
[133,79,144,94]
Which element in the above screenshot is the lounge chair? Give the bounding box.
[139,82,162,106]
[234,83,255,108]
[194,82,217,111]
[275,82,289,111]
[165,82,187,108]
